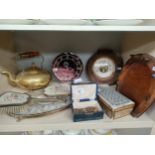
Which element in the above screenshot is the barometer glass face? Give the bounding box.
[92,57,116,79]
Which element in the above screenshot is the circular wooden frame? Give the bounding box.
[86,49,123,84]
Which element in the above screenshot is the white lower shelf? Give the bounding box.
[0,109,153,132]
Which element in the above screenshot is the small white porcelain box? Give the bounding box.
[71,83,104,122]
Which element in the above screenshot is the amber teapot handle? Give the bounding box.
[18,51,40,59]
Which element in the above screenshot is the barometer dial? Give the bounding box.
[86,49,122,84]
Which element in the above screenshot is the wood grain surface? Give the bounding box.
[117,54,155,117]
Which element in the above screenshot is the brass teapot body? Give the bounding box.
[0,63,51,90]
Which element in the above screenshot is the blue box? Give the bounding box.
[71,83,104,122]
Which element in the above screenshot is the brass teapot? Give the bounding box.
[0,63,51,90]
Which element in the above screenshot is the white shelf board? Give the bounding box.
[0,109,153,132]
[0,25,155,31]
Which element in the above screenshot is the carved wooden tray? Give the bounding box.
[117,54,155,117]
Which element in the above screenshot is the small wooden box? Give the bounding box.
[98,86,135,119]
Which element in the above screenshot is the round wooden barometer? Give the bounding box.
[86,49,123,84]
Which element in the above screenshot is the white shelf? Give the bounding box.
[0,25,155,31]
[0,109,153,132]
[0,25,155,134]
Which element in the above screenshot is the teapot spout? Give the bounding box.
[0,70,17,86]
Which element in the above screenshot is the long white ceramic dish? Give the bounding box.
[38,19,92,25]
[94,19,143,26]
[0,19,37,25]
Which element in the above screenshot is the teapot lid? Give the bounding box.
[25,63,43,73]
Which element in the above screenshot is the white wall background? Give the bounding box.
[14,31,122,81]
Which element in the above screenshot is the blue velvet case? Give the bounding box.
[71,83,104,122]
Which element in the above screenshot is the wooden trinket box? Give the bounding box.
[71,83,104,122]
[98,86,135,119]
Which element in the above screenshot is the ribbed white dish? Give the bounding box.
[94,19,143,26]
[38,19,92,25]
[59,129,83,135]
[0,19,37,25]
[88,129,113,135]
